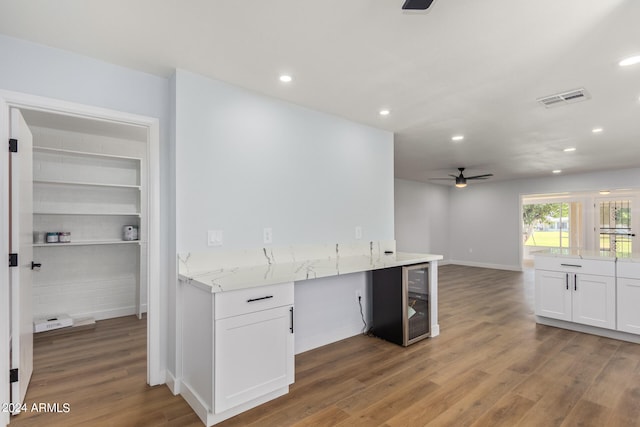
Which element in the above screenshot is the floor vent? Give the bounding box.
[537,88,590,108]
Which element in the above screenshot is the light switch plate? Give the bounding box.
[263,227,273,245]
[355,226,363,240]
[208,230,223,246]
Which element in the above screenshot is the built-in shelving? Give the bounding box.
[34,179,141,190]
[33,240,141,247]
[33,145,142,161]
[31,130,147,321]
[34,212,141,216]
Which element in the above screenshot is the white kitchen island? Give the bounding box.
[176,240,442,426]
[534,249,640,344]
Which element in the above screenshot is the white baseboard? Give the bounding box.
[166,370,180,395]
[181,380,288,427]
[448,259,522,272]
[69,306,138,321]
[430,324,440,337]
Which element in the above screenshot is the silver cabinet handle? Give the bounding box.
[574,274,577,291]
[561,263,582,268]
[565,273,569,290]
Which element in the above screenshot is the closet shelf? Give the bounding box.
[33,240,142,248]
[34,212,141,217]
[34,179,141,189]
[33,146,142,161]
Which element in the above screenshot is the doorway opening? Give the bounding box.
[1,91,161,425]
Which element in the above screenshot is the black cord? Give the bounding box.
[358,296,367,334]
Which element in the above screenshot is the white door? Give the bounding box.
[214,305,294,414]
[534,270,572,321]
[596,198,637,254]
[9,107,34,413]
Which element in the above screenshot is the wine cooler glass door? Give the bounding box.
[403,264,430,345]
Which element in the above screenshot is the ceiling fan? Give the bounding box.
[430,168,494,188]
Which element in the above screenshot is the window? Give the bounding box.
[523,202,582,250]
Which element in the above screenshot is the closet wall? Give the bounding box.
[30,124,148,321]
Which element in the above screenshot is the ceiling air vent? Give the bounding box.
[537,88,591,108]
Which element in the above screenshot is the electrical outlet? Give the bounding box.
[355,226,363,240]
[263,227,273,244]
[208,230,223,246]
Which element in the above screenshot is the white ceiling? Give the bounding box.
[1,0,639,184]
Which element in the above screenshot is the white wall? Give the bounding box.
[174,69,394,252]
[0,34,171,378]
[173,69,394,358]
[448,167,640,270]
[394,179,450,259]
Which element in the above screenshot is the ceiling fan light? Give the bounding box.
[455,182,467,188]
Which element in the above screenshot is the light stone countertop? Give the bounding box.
[615,253,640,263]
[178,249,442,293]
[533,248,617,261]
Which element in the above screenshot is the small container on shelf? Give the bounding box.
[58,232,71,243]
[123,225,138,241]
[46,232,59,243]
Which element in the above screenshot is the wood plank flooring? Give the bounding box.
[9,265,640,426]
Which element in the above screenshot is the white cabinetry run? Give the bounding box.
[535,256,616,330]
[616,260,640,335]
[180,280,294,426]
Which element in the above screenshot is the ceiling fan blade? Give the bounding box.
[402,0,434,10]
[448,174,459,178]
[429,178,454,181]
[466,174,494,179]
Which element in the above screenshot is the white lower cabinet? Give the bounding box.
[180,280,294,426]
[215,305,294,413]
[617,262,640,334]
[535,257,616,330]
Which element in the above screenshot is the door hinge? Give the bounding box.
[9,138,18,153]
[10,368,18,383]
[9,253,18,267]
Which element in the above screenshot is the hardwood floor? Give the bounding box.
[10,265,640,426]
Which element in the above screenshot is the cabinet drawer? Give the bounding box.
[535,257,615,276]
[215,282,294,320]
[617,261,640,279]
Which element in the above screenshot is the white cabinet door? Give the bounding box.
[214,305,294,414]
[535,270,571,321]
[617,277,640,334]
[572,274,616,329]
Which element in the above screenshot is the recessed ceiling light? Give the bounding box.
[379,109,390,116]
[619,55,640,67]
[563,147,576,152]
[552,169,562,174]
[599,190,611,195]
[592,127,603,133]
[279,75,292,83]
[451,135,464,141]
